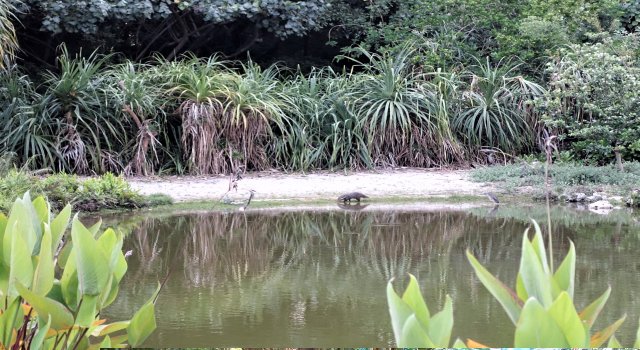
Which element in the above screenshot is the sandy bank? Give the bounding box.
[128,168,494,203]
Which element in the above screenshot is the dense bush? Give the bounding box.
[0,171,150,213]
[471,161,640,192]
[543,33,640,164]
[0,46,548,174]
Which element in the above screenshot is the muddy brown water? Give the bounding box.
[101,205,640,347]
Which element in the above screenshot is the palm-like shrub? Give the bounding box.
[348,46,463,167]
[217,61,296,172]
[281,68,375,170]
[0,65,60,170]
[0,0,18,69]
[454,58,545,154]
[106,61,165,175]
[41,46,126,173]
[164,55,232,174]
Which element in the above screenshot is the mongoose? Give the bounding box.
[337,192,369,203]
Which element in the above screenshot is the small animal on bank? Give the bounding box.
[337,192,369,203]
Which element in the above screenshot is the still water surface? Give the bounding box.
[102,205,640,347]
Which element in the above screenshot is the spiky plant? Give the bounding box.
[279,68,372,170]
[217,61,296,172]
[347,45,463,167]
[106,60,165,176]
[454,57,545,154]
[41,45,126,173]
[0,65,58,170]
[164,55,231,174]
[0,0,19,70]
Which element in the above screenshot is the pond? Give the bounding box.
[102,204,640,347]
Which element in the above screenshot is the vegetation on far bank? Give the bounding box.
[0,168,172,214]
[2,1,640,178]
[472,161,640,197]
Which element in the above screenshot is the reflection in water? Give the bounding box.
[102,208,640,347]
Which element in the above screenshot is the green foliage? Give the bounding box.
[543,34,640,163]
[0,0,19,69]
[387,220,640,347]
[0,193,159,348]
[622,0,640,31]
[24,0,329,38]
[454,58,545,153]
[471,162,640,193]
[145,193,174,207]
[0,171,149,213]
[387,274,456,347]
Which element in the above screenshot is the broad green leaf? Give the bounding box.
[50,204,71,251]
[579,286,611,328]
[514,298,568,347]
[466,249,521,324]
[88,219,102,237]
[99,335,112,348]
[529,221,550,275]
[60,252,79,309]
[590,314,626,347]
[16,282,74,330]
[427,295,453,347]
[32,196,50,227]
[32,225,54,296]
[8,225,34,297]
[547,291,587,347]
[387,279,416,342]
[101,276,120,308]
[0,213,7,255]
[553,241,575,298]
[515,274,528,301]
[127,285,160,347]
[401,274,430,327]
[452,338,466,348]
[607,335,622,348]
[57,242,72,269]
[519,234,553,307]
[71,215,110,296]
[30,315,52,350]
[76,295,99,328]
[0,297,21,346]
[399,314,435,347]
[107,334,129,347]
[46,280,65,304]
[91,320,130,337]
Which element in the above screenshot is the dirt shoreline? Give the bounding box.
[128,168,495,203]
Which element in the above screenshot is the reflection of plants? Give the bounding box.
[388,221,640,347]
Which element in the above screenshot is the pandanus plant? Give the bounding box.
[0,0,19,70]
[388,221,640,348]
[454,57,545,154]
[164,55,231,175]
[41,46,126,174]
[346,45,464,168]
[107,61,164,176]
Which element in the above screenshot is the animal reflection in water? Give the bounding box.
[337,192,369,210]
[484,192,500,216]
[221,189,256,211]
[337,202,369,211]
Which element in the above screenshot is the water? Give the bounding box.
[101,205,640,347]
